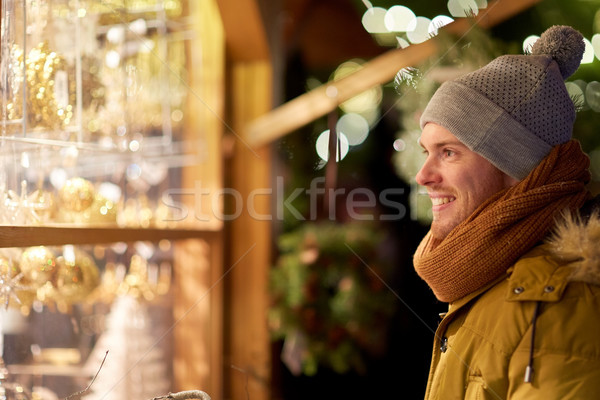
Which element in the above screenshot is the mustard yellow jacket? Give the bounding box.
[424,215,600,399]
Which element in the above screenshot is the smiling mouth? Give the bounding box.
[431,197,455,206]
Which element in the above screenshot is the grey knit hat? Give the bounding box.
[420,25,585,180]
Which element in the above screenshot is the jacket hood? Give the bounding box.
[547,211,600,286]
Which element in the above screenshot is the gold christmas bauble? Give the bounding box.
[0,257,19,277]
[55,248,100,303]
[20,246,57,288]
[59,178,95,212]
[80,194,118,225]
[0,257,35,309]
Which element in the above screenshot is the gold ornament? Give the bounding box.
[19,246,57,288]
[7,42,74,131]
[59,178,95,212]
[4,181,56,225]
[80,194,118,225]
[0,258,19,277]
[118,254,154,301]
[55,248,100,303]
[4,44,25,134]
[0,258,35,309]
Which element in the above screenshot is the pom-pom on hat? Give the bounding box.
[420,25,585,180]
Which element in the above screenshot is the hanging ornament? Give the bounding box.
[55,247,100,304]
[79,194,118,225]
[58,177,95,212]
[4,44,25,135]
[6,42,73,131]
[19,246,57,288]
[118,254,155,301]
[0,258,34,309]
[4,181,55,225]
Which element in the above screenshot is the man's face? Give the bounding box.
[416,123,517,240]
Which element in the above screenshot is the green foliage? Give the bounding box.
[269,221,397,376]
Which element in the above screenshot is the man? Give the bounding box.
[413,25,600,399]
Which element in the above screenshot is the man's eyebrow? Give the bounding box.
[418,139,466,150]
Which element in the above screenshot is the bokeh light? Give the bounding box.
[428,15,454,36]
[522,35,539,53]
[333,60,383,115]
[384,5,416,32]
[447,0,479,18]
[105,50,121,68]
[126,163,142,180]
[332,60,363,81]
[362,7,388,34]
[407,16,432,44]
[393,139,406,152]
[592,34,600,61]
[336,113,370,146]
[316,130,350,162]
[585,81,600,112]
[396,37,410,49]
[106,26,125,44]
[565,81,584,108]
[582,38,594,64]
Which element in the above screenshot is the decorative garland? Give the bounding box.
[269,221,397,376]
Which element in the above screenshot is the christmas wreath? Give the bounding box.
[268,221,397,376]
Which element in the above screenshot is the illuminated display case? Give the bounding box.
[0,1,223,398]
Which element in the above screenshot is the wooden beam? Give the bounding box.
[216,0,269,61]
[0,225,219,248]
[247,0,543,148]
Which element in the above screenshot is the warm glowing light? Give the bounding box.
[362,7,388,34]
[333,61,383,114]
[336,113,370,146]
[105,50,121,68]
[582,38,595,64]
[428,15,454,36]
[407,17,432,44]
[396,37,410,49]
[393,139,406,152]
[316,130,350,162]
[447,0,479,18]
[592,34,600,61]
[384,6,416,32]
[106,26,125,44]
[522,35,539,53]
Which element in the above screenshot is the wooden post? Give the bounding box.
[173,0,225,398]
[226,60,273,400]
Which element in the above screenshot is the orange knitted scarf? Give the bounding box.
[413,140,591,303]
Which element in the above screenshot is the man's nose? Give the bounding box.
[415,158,440,186]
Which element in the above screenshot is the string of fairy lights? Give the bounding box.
[312,1,600,166]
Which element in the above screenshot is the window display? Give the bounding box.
[0,1,215,399]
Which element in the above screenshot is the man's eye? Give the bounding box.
[444,150,454,157]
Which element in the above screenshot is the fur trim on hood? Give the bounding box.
[547,211,600,286]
